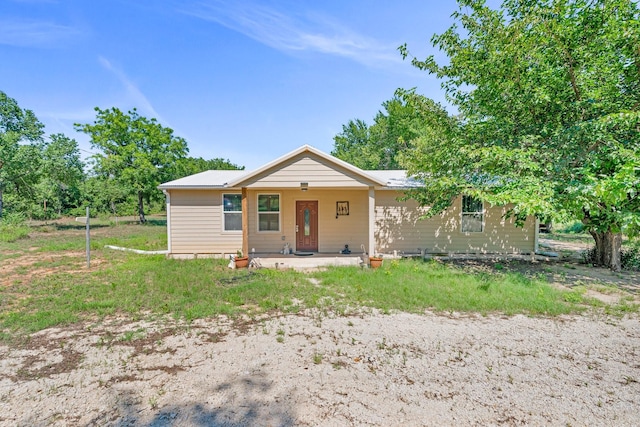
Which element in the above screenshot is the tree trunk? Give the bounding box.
[137,191,147,224]
[589,229,622,272]
[0,187,3,220]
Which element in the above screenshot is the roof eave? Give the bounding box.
[158,185,229,190]
[377,186,421,190]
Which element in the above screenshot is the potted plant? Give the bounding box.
[234,250,249,268]
[369,255,383,269]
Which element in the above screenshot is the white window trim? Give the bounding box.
[257,193,281,233]
[461,195,485,233]
[222,193,242,233]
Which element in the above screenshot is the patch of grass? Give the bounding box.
[311,260,586,316]
[0,213,31,243]
[0,252,322,335]
[562,287,587,304]
[605,298,640,316]
[97,226,167,251]
[1,221,634,340]
[0,223,30,243]
[0,218,167,256]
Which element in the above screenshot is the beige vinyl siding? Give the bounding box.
[167,186,534,256]
[245,189,370,253]
[169,189,242,254]
[375,191,535,254]
[243,154,372,188]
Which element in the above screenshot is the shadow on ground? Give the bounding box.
[87,373,296,426]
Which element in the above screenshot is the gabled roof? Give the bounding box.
[226,144,387,187]
[158,145,423,190]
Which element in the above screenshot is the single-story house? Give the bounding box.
[158,145,538,259]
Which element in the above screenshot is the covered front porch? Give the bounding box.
[221,145,385,258]
[238,187,378,258]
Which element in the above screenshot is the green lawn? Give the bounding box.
[0,219,636,340]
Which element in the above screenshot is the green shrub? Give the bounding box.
[0,211,27,225]
[0,212,30,242]
[560,221,585,234]
[621,244,640,271]
[582,244,640,271]
[67,206,89,217]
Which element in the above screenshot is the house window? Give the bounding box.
[223,194,242,231]
[461,195,484,232]
[258,194,280,231]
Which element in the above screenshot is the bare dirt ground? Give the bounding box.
[0,311,639,426]
[1,234,639,426]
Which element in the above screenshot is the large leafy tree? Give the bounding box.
[35,134,85,218]
[332,119,375,169]
[76,108,188,223]
[399,0,640,270]
[0,91,44,219]
[332,95,435,170]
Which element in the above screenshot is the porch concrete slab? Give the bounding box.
[249,254,364,270]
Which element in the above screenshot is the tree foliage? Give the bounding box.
[0,90,246,223]
[0,90,44,219]
[76,108,189,223]
[332,95,440,170]
[173,156,244,178]
[34,134,85,218]
[399,0,640,270]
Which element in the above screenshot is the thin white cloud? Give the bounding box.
[0,18,79,47]
[98,56,164,122]
[180,1,402,66]
[40,108,96,122]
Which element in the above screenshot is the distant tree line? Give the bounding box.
[0,90,242,223]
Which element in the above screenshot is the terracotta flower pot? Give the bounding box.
[369,257,383,269]
[235,256,249,268]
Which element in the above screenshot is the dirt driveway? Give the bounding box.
[1,310,639,426]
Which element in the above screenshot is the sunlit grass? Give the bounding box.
[311,259,584,316]
[1,255,599,338]
[0,220,636,340]
[0,256,313,334]
[0,223,30,243]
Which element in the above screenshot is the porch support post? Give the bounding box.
[242,187,249,256]
[368,187,375,256]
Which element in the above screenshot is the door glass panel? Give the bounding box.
[304,209,310,236]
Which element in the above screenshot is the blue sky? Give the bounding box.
[2,0,466,170]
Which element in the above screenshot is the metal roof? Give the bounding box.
[368,170,423,189]
[158,170,247,189]
[158,146,424,190]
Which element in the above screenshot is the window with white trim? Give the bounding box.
[258,194,280,232]
[223,194,242,231]
[461,195,484,232]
